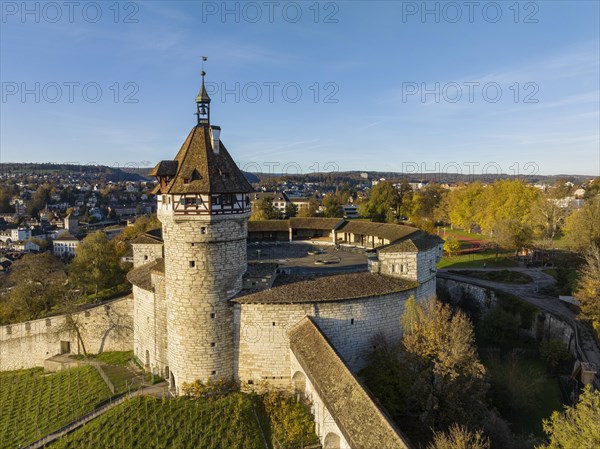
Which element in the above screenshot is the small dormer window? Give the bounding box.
[183,178,190,184]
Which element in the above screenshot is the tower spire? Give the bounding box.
[195,56,211,125]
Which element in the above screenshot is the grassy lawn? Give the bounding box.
[542,268,558,278]
[70,351,133,366]
[81,283,132,303]
[68,351,137,393]
[448,269,532,284]
[0,366,112,449]
[438,251,517,269]
[437,228,491,241]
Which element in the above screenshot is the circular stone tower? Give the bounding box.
[149,70,252,393]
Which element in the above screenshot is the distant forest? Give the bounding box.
[0,163,594,186]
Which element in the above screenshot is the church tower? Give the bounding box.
[149,68,253,392]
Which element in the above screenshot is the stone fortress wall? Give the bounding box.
[159,210,249,391]
[233,288,420,391]
[0,297,133,372]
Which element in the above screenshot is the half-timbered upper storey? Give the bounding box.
[149,71,253,216]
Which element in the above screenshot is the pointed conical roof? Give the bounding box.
[195,70,211,103]
[151,125,252,195]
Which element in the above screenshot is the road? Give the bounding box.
[438,267,600,385]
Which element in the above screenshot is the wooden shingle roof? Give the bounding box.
[337,221,418,242]
[378,232,444,253]
[289,317,412,449]
[151,125,253,195]
[127,259,163,291]
[248,220,290,232]
[131,232,163,245]
[233,272,417,304]
[290,217,344,230]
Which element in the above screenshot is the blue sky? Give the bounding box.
[1,1,599,177]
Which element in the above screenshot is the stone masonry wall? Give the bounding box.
[132,243,163,268]
[378,252,418,280]
[159,210,248,392]
[437,278,577,356]
[377,246,440,285]
[0,297,133,372]
[290,351,350,449]
[132,275,169,379]
[234,288,418,391]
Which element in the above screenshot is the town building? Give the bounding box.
[52,232,80,257]
[0,228,31,243]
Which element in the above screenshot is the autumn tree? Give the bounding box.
[359,181,402,222]
[284,202,298,218]
[493,219,534,254]
[531,194,567,246]
[537,386,600,449]
[400,297,488,428]
[563,197,600,250]
[27,184,52,217]
[250,198,280,220]
[444,237,461,257]
[428,425,490,449]
[296,198,320,218]
[321,192,346,218]
[574,241,600,337]
[446,182,484,233]
[410,184,447,231]
[476,180,540,237]
[583,177,600,199]
[8,253,67,320]
[115,214,161,243]
[0,185,15,213]
[68,232,123,299]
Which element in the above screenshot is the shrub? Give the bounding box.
[260,391,318,448]
[477,306,520,346]
[181,378,237,399]
[428,424,490,449]
[539,339,570,373]
[538,386,600,449]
